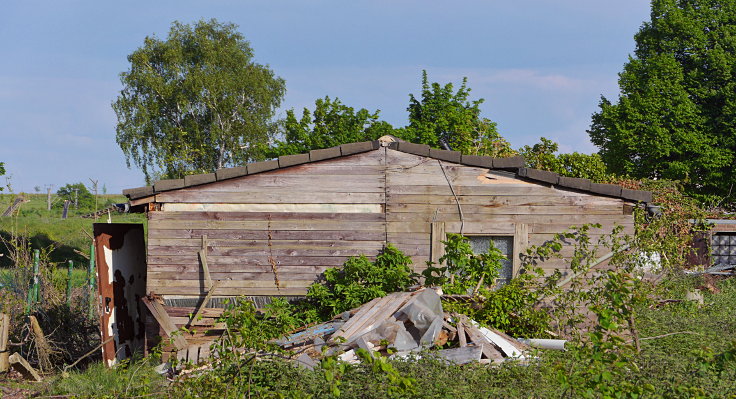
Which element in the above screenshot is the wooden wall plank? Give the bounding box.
[149,220,386,231]
[148,229,386,241]
[148,255,356,267]
[386,194,623,207]
[157,191,385,204]
[386,204,624,215]
[150,211,384,222]
[148,246,385,257]
[148,238,386,249]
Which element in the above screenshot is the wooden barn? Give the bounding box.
[98,138,651,363]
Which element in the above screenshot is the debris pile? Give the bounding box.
[276,288,530,367]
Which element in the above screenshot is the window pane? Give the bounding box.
[712,233,736,266]
[467,236,514,286]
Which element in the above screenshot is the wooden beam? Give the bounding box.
[141,296,189,350]
[513,223,528,277]
[199,234,212,290]
[186,280,221,328]
[0,313,9,372]
[430,222,446,265]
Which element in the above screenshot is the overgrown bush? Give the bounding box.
[0,233,99,372]
[304,244,417,320]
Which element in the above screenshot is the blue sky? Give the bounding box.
[0,1,651,193]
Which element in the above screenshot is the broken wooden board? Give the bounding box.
[175,342,212,365]
[329,291,417,344]
[186,280,222,328]
[458,317,504,361]
[142,296,189,350]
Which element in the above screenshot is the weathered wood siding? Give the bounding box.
[146,148,634,298]
[383,150,633,275]
[147,151,387,296]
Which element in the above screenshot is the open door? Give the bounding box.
[93,223,147,367]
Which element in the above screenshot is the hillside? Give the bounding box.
[0,193,145,267]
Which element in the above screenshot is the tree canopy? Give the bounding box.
[399,71,515,157]
[56,183,94,210]
[588,0,736,201]
[0,162,4,192]
[268,97,394,157]
[113,19,285,182]
[520,137,609,182]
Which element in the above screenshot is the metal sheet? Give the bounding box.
[94,223,147,367]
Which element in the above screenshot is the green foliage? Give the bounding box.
[0,161,5,192]
[588,0,736,202]
[113,19,285,182]
[305,244,416,320]
[214,298,304,356]
[520,137,609,181]
[471,274,552,337]
[268,96,394,157]
[355,349,417,398]
[398,71,515,156]
[50,358,166,398]
[422,233,504,295]
[56,182,94,210]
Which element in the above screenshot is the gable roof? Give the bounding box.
[122,140,652,203]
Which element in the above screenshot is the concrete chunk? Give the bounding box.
[309,147,341,162]
[461,155,493,168]
[154,179,185,192]
[184,173,216,187]
[397,142,430,157]
[558,176,592,191]
[518,168,559,185]
[590,183,622,197]
[278,153,310,168]
[492,156,524,169]
[9,353,42,381]
[429,148,462,163]
[215,166,248,181]
[340,141,374,155]
[122,186,153,199]
[247,159,279,174]
[621,188,652,203]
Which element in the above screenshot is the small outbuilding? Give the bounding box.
[101,138,650,362]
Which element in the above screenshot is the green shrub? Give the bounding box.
[305,244,417,320]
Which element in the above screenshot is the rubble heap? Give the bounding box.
[275,288,530,367]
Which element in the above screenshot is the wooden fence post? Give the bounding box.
[67,260,73,306]
[0,313,9,372]
[33,249,40,304]
[26,250,40,314]
[88,244,96,319]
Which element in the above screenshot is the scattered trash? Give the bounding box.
[685,290,705,305]
[276,288,534,366]
[685,263,735,276]
[518,338,567,351]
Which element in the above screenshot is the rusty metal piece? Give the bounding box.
[94,223,147,367]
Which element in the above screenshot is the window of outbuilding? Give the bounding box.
[467,236,514,286]
[712,233,736,266]
[430,222,528,288]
